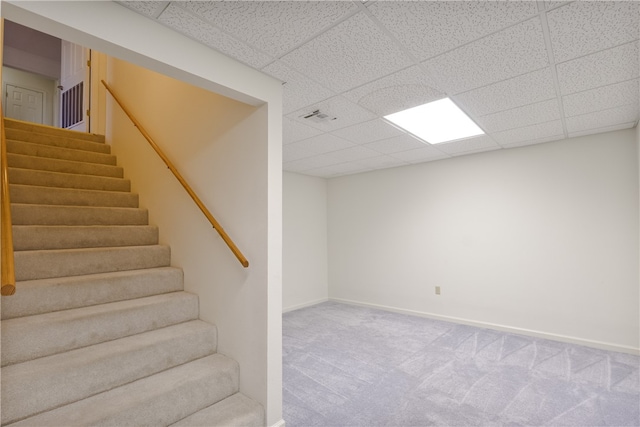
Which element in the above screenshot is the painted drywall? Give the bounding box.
[283,172,329,311]
[2,66,55,126]
[328,129,639,353]
[2,2,283,424]
[3,20,61,80]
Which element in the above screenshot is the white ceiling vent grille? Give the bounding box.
[300,109,337,123]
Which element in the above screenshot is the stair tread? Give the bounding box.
[171,393,264,427]
[4,118,105,143]
[7,139,116,165]
[8,167,131,192]
[1,291,199,366]
[14,244,171,281]
[8,152,123,178]
[2,267,184,320]
[12,224,159,251]
[10,183,139,208]
[6,354,239,427]
[5,128,110,153]
[1,320,218,425]
[11,203,148,226]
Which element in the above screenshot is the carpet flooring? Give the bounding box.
[283,302,640,426]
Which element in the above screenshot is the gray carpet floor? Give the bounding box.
[283,302,640,426]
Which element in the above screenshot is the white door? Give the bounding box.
[60,41,90,131]
[5,84,44,124]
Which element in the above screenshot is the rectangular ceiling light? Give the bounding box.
[384,98,484,144]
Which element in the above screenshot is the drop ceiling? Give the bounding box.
[117,1,640,178]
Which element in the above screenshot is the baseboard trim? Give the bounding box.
[283,298,329,313]
[270,419,286,427]
[329,297,640,355]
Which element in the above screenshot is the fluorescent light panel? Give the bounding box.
[384,98,484,144]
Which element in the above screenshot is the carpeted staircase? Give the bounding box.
[0,118,264,426]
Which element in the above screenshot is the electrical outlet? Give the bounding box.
[435,286,441,295]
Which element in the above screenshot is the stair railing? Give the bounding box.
[1,105,16,295]
[101,80,249,268]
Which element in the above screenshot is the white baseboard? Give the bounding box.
[330,297,640,355]
[283,298,328,313]
[270,419,286,427]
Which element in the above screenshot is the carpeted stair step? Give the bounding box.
[6,139,116,165]
[5,354,239,427]
[7,153,123,178]
[8,167,130,192]
[1,291,199,366]
[10,184,138,207]
[14,244,171,281]
[11,204,148,226]
[1,320,217,425]
[5,128,110,154]
[1,267,184,320]
[4,118,105,144]
[171,393,264,427]
[13,225,159,251]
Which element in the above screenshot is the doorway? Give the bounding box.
[5,83,44,124]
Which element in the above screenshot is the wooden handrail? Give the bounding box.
[101,80,249,268]
[1,104,16,295]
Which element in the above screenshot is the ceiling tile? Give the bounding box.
[331,119,404,145]
[284,154,343,172]
[364,134,429,155]
[158,4,272,69]
[328,146,381,162]
[287,96,377,132]
[477,99,561,133]
[342,66,444,116]
[283,143,315,163]
[435,135,500,155]
[453,68,556,117]
[547,1,640,63]
[545,1,572,11]
[563,79,639,117]
[500,134,565,149]
[286,134,355,156]
[262,61,334,114]
[283,117,324,145]
[423,18,548,95]
[565,104,639,134]
[492,120,564,146]
[305,162,371,178]
[368,1,537,61]
[557,41,639,95]
[280,12,413,93]
[449,145,502,157]
[568,121,637,139]
[353,155,409,170]
[118,1,169,18]
[389,145,450,163]
[181,1,358,57]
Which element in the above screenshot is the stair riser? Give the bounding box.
[13,225,159,251]
[1,292,198,366]
[5,128,110,154]
[6,355,239,427]
[2,322,217,425]
[11,204,148,226]
[7,140,116,165]
[14,245,171,281]
[10,185,138,208]
[8,168,130,192]
[1,268,183,320]
[8,153,123,178]
[171,393,264,427]
[4,119,105,143]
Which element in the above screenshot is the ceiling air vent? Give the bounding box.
[301,109,337,123]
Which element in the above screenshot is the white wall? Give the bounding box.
[328,129,639,353]
[2,66,55,125]
[2,2,283,424]
[283,172,328,311]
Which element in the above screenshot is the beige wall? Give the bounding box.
[106,57,271,410]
